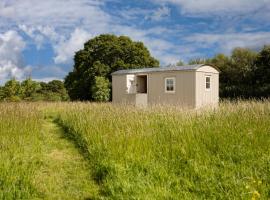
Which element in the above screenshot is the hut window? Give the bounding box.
[205,76,211,90]
[165,77,175,93]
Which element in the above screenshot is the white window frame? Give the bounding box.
[165,77,176,93]
[205,75,211,91]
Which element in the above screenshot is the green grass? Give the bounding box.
[0,101,270,199]
[56,101,270,199]
[0,103,43,199]
[34,117,99,199]
[0,103,99,200]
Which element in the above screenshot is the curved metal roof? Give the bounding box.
[111,64,219,75]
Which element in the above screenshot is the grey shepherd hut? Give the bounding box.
[111,64,219,108]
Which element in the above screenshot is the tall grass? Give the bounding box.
[56,101,270,199]
[0,101,269,199]
[0,103,43,199]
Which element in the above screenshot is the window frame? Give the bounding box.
[205,75,211,91]
[164,77,176,94]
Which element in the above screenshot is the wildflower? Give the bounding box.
[252,190,260,200]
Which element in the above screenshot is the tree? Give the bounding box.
[3,79,21,101]
[91,76,110,102]
[21,78,41,100]
[188,58,207,65]
[65,34,159,101]
[208,54,232,97]
[254,45,270,97]
[37,80,69,101]
[230,48,257,84]
[207,49,258,98]
[0,78,69,102]
[0,86,4,100]
[47,80,69,100]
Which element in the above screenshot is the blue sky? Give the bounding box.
[0,0,270,83]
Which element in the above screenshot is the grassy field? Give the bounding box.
[0,101,270,199]
[0,103,99,200]
[0,103,43,199]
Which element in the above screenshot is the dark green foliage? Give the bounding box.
[180,45,270,98]
[0,86,5,100]
[218,48,258,98]
[65,34,159,101]
[253,45,270,97]
[200,46,270,98]
[37,80,69,101]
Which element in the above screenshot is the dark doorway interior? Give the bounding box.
[136,75,147,93]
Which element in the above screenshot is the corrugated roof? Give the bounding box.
[111,64,212,75]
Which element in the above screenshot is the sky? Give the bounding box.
[0,0,270,83]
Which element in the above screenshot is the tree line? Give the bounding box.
[0,79,69,102]
[1,34,269,102]
[177,45,270,98]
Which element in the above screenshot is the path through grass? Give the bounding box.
[34,117,99,200]
[1,102,270,199]
[56,101,270,199]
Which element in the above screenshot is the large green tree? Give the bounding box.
[207,48,258,98]
[230,48,257,84]
[65,34,159,101]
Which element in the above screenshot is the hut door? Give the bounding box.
[136,75,147,93]
[135,75,148,107]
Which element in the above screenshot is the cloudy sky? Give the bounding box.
[0,0,270,83]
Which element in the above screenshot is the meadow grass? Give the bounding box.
[56,100,270,199]
[0,103,99,200]
[0,103,43,199]
[0,101,269,199]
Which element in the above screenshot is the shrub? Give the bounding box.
[91,76,111,102]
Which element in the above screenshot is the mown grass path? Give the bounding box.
[34,117,99,200]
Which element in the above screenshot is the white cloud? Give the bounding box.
[0,30,30,83]
[33,77,63,83]
[19,25,92,64]
[0,0,110,31]
[54,28,92,64]
[152,0,270,16]
[119,6,171,22]
[150,6,171,21]
[19,24,61,49]
[185,32,270,54]
[1,0,269,75]
[0,0,181,66]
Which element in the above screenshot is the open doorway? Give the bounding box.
[136,75,147,93]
